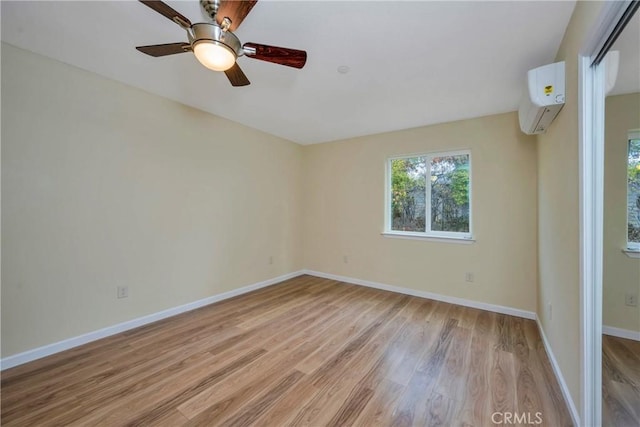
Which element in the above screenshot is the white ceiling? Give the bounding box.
[1,1,577,144]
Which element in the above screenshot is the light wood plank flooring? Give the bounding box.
[1,275,573,426]
[603,334,640,426]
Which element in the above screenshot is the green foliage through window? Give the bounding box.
[431,155,470,233]
[390,152,470,234]
[390,157,426,232]
[628,138,640,244]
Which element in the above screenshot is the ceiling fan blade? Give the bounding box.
[136,42,191,57]
[139,0,191,28]
[224,63,251,87]
[243,43,307,69]
[216,0,258,31]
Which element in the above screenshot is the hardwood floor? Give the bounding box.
[1,275,573,426]
[602,334,640,426]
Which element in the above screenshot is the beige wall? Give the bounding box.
[603,93,640,333]
[536,0,604,417]
[2,42,541,361]
[1,12,612,421]
[303,112,538,312]
[1,43,303,357]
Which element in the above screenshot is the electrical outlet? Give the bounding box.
[117,286,129,299]
[269,256,273,265]
[625,292,638,307]
[465,272,474,283]
[343,255,348,264]
[547,302,553,320]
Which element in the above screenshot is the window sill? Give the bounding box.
[381,231,475,244]
[622,248,640,259]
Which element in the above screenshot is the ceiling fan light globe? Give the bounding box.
[193,40,236,72]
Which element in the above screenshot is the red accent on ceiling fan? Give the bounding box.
[243,43,307,69]
[216,0,258,31]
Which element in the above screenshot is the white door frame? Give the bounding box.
[579,1,636,426]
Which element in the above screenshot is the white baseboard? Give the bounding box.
[535,316,580,427]
[0,270,305,371]
[302,270,536,320]
[603,325,640,341]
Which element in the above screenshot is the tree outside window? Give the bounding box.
[389,151,471,237]
[628,136,640,248]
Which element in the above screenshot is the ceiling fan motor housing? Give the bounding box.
[189,23,242,56]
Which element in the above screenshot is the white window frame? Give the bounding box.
[383,149,473,242]
[626,129,640,252]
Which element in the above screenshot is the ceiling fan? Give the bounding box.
[136,0,307,87]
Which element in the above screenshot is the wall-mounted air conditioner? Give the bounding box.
[518,61,565,135]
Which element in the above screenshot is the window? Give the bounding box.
[386,150,471,240]
[627,131,640,251]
